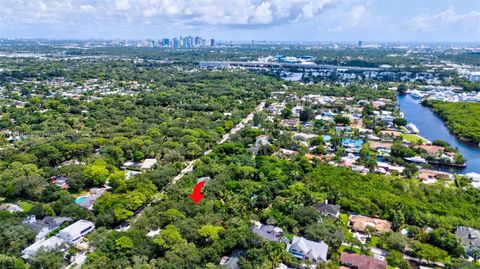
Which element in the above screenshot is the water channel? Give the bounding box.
[397,94,480,174]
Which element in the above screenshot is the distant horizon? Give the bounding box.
[1,0,479,42]
[1,38,479,45]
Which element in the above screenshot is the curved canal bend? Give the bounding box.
[397,94,480,173]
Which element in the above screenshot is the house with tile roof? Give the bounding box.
[340,252,387,269]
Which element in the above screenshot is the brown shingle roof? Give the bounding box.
[340,252,387,269]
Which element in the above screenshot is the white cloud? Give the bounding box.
[114,0,131,11]
[0,0,345,27]
[347,4,366,26]
[408,7,480,33]
[80,5,95,12]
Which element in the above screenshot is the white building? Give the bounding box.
[57,220,95,244]
[21,236,67,259]
[286,236,329,263]
[469,72,480,83]
[140,158,157,170]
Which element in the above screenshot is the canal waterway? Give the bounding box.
[397,94,480,174]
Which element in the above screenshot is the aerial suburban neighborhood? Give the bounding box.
[1,1,480,268]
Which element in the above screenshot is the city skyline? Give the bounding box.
[0,0,480,42]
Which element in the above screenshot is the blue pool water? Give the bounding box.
[75,196,88,204]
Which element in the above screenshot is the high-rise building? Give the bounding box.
[358,40,363,47]
[156,35,214,48]
[162,38,170,46]
[173,38,180,48]
[185,36,193,47]
[195,36,202,46]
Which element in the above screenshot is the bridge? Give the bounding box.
[199,61,382,72]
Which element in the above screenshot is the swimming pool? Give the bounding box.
[75,196,88,204]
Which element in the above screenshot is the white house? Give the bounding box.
[287,236,328,263]
[140,158,157,170]
[21,236,67,259]
[57,220,95,244]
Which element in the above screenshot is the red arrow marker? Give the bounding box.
[189,181,206,204]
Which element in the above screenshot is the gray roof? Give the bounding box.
[313,203,340,217]
[221,251,245,269]
[21,236,67,259]
[288,236,329,262]
[24,216,72,234]
[252,224,283,241]
[455,226,480,252]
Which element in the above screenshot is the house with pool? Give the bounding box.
[75,187,106,210]
[286,236,329,264]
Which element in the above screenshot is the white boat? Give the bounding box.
[405,156,428,164]
[406,123,419,134]
[411,90,424,99]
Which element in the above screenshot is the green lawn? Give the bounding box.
[401,133,427,144]
[366,236,380,248]
[399,126,409,133]
[18,201,34,212]
[339,213,349,225]
[338,245,363,254]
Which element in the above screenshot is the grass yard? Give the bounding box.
[18,201,34,212]
[401,133,427,144]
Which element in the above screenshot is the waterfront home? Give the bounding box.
[340,252,387,269]
[418,169,453,183]
[349,215,392,234]
[414,145,444,155]
[286,236,328,263]
[380,130,402,140]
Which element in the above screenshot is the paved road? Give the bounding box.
[115,101,265,231]
[172,101,264,185]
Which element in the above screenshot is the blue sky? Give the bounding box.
[0,0,479,42]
